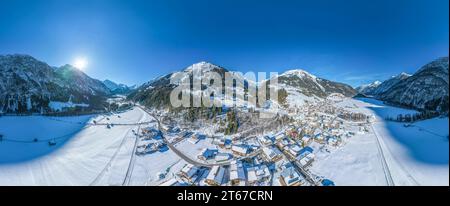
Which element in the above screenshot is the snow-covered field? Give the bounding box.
[311,98,449,186]
[0,107,181,186]
[0,97,448,186]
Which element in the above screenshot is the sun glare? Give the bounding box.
[74,57,88,70]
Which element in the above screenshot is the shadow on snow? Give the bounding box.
[357,98,449,165]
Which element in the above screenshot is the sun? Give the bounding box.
[74,57,88,70]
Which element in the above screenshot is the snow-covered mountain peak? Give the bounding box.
[356,80,382,94]
[183,61,224,73]
[415,57,449,75]
[0,54,112,113]
[281,69,318,80]
[372,80,382,85]
[391,72,411,79]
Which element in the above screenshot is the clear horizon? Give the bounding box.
[0,0,448,87]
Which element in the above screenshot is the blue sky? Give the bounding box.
[0,0,448,87]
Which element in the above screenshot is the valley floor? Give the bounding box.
[311,98,448,186]
[0,99,448,186]
[0,107,183,186]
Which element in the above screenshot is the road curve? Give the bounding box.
[136,105,256,167]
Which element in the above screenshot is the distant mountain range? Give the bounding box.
[0,54,131,113]
[357,57,449,114]
[103,79,134,95]
[2,54,447,116]
[128,61,357,110]
[128,62,230,109]
[356,73,411,96]
[275,69,356,98]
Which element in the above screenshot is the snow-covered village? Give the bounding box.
[0,60,448,186]
[0,0,448,187]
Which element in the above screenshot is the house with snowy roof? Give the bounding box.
[221,138,233,149]
[326,136,339,146]
[274,132,285,142]
[286,144,302,158]
[321,179,335,186]
[258,135,274,146]
[188,133,206,144]
[197,148,218,161]
[231,145,250,156]
[179,164,201,183]
[279,164,304,186]
[205,166,226,186]
[230,161,246,186]
[301,135,313,146]
[246,167,258,185]
[255,165,271,182]
[214,153,232,162]
[261,146,283,162]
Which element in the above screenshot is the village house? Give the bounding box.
[257,135,274,146]
[301,135,313,146]
[286,144,302,158]
[246,167,258,185]
[274,132,285,142]
[296,147,315,167]
[286,128,299,139]
[197,148,218,161]
[214,153,232,162]
[231,145,249,156]
[314,133,325,143]
[205,166,226,186]
[135,142,159,155]
[220,138,233,149]
[188,133,206,144]
[261,146,283,162]
[255,165,271,182]
[326,136,339,146]
[276,137,291,149]
[279,165,303,186]
[229,161,246,186]
[179,164,201,183]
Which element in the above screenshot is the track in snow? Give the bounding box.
[371,124,395,186]
[122,125,140,186]
[89,128,134,186]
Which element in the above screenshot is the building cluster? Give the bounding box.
[135,127,168,155]
[156,98,370,186]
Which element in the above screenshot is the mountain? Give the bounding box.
[371,72,411,96]
[128,62,230,109]
[275,69,356,98]
[357,72,411,96]
[356,81,382,95]
[56,64,111,95]
[129,62,357,110]
[378,57,449,114]
[103,79,133,94]
[0,54,111,113]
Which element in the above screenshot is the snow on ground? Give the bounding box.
[312,98,448,186]
[311,136,387,186]
[372,116,448,186]
[348,98,419,118]
[0,107,180,186]
[128,149,185,186]
[0,115,93,163]
[1,96,447,186]
[284,86,318,108]
[173,138,232,164]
